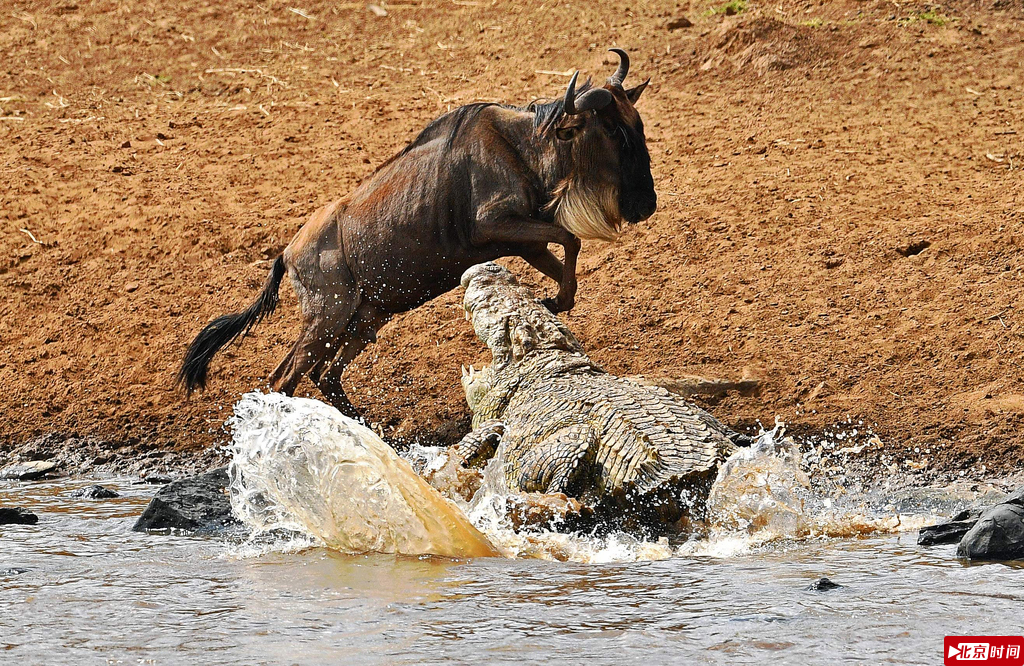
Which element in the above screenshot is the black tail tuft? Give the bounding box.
[177,255,286,394]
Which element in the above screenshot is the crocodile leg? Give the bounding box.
[451,420,505,469]
[513,424,598,494]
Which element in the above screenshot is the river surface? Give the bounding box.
[1,477,1021,666]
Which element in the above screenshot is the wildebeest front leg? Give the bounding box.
[520,247,563,283]
[520,244,579,313]
[475,217,580,312]
[550,235,580,313]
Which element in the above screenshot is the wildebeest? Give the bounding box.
[178,49,657,416]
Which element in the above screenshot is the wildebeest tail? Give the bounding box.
[177,255,286,393]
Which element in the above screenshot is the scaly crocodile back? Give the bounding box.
[501,365,737,495]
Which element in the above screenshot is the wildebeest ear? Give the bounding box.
[625,79,650,104]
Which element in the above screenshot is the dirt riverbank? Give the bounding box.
[1,0,1022,479]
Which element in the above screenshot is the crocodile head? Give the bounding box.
[460,263,585,375]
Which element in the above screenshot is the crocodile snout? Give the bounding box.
[460,262,510,290]
[461,262,519,326]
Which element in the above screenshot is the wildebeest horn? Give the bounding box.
[563,71,614,115]
[563,71,581,114]
[608,48,629,87]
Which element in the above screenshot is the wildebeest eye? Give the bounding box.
[555,126,579,141]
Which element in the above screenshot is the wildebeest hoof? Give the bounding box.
[541,297,573,314]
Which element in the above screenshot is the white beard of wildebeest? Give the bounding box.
[547,176,622,243]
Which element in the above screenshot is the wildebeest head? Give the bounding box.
[541,49,657,242]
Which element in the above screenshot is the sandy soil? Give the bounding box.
[1,0,1022,478]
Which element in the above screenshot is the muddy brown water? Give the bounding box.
[1,478,1021,665]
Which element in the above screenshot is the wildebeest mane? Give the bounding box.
[375,82,598,176]
[372,103,498,175]
[528,79,595,134]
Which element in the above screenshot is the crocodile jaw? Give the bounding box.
[460,364,494,413]
[461,263,518,371]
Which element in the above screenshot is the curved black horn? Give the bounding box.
[608,48,629,87]
[563,71,614,116]
[563,71,580,115]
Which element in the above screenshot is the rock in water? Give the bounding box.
[132,468,235,533]
[0,508,39,525]
[957,487,1024,561]
[70,485,120,499]
[807,577,842,591]
[0,460,57,481]
[917,508,984,546]
[227,392,499,558]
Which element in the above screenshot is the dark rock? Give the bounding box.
[957,488,1024,561]
[806,577,842,591]
[132,467,236,534]
[667,16,693,30]
[142,473,174,485]
[70,484,120,499]
[0,568,30,576]
[0,460,57,481]
[918,507,984,546]
[0,507,39,525]
[897,239,930,257]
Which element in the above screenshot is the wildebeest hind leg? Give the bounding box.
[269,298,359,398]
[314,304,390,417]
[310,331,363,417]
[267,327,306,391]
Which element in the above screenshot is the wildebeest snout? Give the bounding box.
[624,191,657,224]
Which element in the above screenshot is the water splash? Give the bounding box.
[227,394,934,563]
[226,392,498,558]
[698,420,934,555]
[707,420,812,538]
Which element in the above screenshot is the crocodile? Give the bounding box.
[448,262,747,521]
